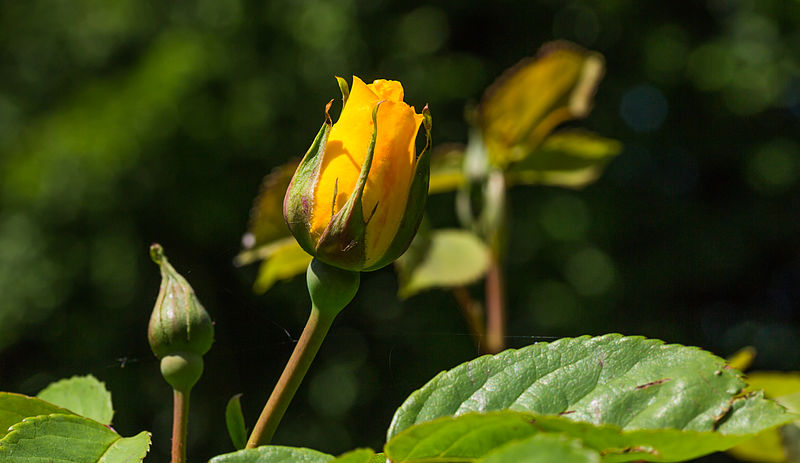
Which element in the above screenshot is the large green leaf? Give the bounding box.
[505,131,622,189]
[0,413,150,462]
[395,229,490,299]
[0,392,75,438]
[479,433,601,463]
[389,335,792,440]
[36,374,114,425]
[386,409,788,463]
[209,445,334,463]
[386,411,539,462]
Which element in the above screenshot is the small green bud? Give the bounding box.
[306,258,359,317]
[148,244,214,364]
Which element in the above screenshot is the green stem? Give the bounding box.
[246,305,335,448]
[171,389,190,463]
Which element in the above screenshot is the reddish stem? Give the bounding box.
[484,253,506,354]
[171,389,189,463]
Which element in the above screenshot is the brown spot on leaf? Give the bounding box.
[635,378,672,390]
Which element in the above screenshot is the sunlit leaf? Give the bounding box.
[478,433,601,463]
[226,394,247,451]
[479,41,605,168]
[387,417,601,463]
[251,238,312,294]
[386,408,789,463]
[36,375,114,425]
[330,448,382,462]
[395,229,490,299]
[237,159,299,265]
[505,130,622,189]
[0,414,150,462]
[209,445,334,463]
[389,335,792,442]
[0,393,75,439]
[728,371,800,463]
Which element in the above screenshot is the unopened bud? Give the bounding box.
[148,244,214,391]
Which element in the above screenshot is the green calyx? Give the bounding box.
[306,258,360,318]
[284,107,332,257]
[148,244,214,362]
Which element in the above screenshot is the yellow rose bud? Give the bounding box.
[284,76,432,271]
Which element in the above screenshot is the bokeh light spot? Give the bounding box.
[396,6,449,56]
[745,138,800,194]
[539,194,589,241]
[527,280,579,329]
[564,247,616,296]
[687,42,735,91]
[309,364,358,417]
[553,5,600,46]
[620,84,668,132]
[643,25,688,83]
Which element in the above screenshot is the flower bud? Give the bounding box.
[284,76,432,272]
[148,244,213,391]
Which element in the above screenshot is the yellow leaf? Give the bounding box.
[252,240,313,294]
[479,41,605,168]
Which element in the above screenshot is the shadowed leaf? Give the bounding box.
[226,394,247,451]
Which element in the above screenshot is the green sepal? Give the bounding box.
[314,101,382,271]
[148,244,214,361]
[364,105,432,271]
[336,76,350,106]
[284,103,333,256]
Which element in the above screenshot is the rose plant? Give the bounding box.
[0,47,796,463]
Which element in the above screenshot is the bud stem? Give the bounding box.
[246,259,359,448]
[246,305,336,448]
[171,389,190,463]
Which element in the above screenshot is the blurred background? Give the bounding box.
[1,0,799,461]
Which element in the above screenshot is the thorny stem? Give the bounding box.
[246,306,335,448]
[171,389,190,463]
